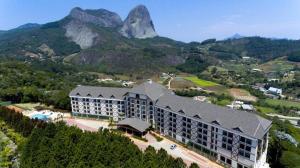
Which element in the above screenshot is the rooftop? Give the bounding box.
[156,94,271,139]
[69,86,129,100]
[130,80,173,101]
[117,118,151,132]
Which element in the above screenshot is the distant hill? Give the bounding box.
[15,23,40,30]
[226,33,244,40]
[208,37,300,61]
[0,5,300,74]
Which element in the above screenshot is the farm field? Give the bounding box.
[184,76,218,87]
[229,88,257,102]
[258,57,298,73]
[264,99,300,109]
[170,77,195,89]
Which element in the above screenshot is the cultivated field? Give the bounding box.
[259,57,299,73]
[170,77,195,89]
[184,76,218,87]
[229,88,257,102]
[264,99,300,109]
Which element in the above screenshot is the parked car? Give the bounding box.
[170,144,177,150]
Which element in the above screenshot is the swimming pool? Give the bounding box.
[31,114,49,121]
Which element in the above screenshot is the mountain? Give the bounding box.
[0,5,193,74]
[226,33,244,40]
[0,5,299,75]
[120,5,157,39]
[15,23,40,30]
[69,7,122,28]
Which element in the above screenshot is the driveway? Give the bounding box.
[129,133,222,168]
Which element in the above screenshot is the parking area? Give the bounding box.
[130,133,222,168]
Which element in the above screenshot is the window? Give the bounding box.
[220,156,225,162]
[226,159,231,165]
[239,136,252,159]
[221,130,233,151]
[246,139,252,145]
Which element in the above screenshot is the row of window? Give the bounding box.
[220,155,249,168]
[71,98,125,104]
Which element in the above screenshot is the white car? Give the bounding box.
[170,144,177,150]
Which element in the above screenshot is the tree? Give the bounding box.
[280,151,300,168]
[189,163,200,168]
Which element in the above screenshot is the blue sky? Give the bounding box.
[1,0,300,42]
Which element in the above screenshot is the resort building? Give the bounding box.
[69,81,272,168]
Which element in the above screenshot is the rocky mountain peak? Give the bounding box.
[120,5,157,39]
[69,7,122,28]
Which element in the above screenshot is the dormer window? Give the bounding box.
[110,95,115,99]
[76,93,81,96]
[193,115,201,119]
[98,94,103,97]
[233,127,243,133]
[165,106,171,110]
[178,109,185,114]
[211,120,220,125]
[87,93,91,97]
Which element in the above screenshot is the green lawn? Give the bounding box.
[265,99,300,109]
[0,101,11,106]
[13,103,44,110]
[184,76,218,87]
[255,106,277,114]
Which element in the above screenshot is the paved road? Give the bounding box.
[130,133,222,168]
[267,114,300,128]
[167,77,173,89]
[267,114,300,120]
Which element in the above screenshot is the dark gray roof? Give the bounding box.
[156,94,272,139]
[117,118,151,132]
[130,81,173,101]
[69,85,129,100]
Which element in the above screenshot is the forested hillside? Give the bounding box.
[0,60,100,110]
[209,37,300,61]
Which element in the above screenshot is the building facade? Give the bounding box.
[69,81,271,168]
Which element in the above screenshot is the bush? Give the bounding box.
[287,51,300,62]
[150,132,163,142]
